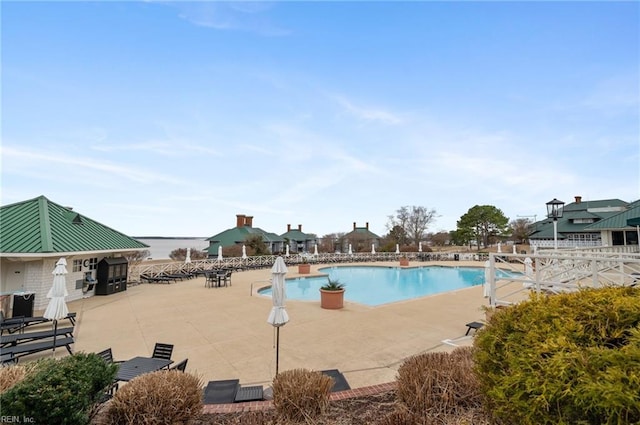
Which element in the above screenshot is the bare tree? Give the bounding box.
[430,231,450,247]
[122,250,150,265]
[510,218,533,243]
[387,206,438,246]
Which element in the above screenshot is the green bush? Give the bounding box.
[474,286,640,425]
[0,353,117,425]
[272,368,333,422]
[103,370,203,425]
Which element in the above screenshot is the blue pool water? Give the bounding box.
[259,266,515,307]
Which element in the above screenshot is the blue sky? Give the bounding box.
[2,1,639,238]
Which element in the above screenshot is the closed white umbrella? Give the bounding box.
[524,257,534,289]
[285,245,290,256]
[44,257,69,355]
[348,244,352,255]
[267,256,289,375]
[497,242,502,253]
[483,260,491,299]
[513,245,517,254]
[313,244,318,255]
[185,248,191,264]
[371,244,376,254]
[418,242,422,252]
[395,244,400,254]
[242,245,247,259]
[217,246,223,261]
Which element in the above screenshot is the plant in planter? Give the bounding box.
[298,258,311,274]
[320,278,346,309]
[399,256,409,266]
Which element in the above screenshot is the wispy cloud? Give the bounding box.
[169,2,290,36]
[91,140,220,157]
[332,94,403,125]
[1,146,181,185]
[582,72,639,112]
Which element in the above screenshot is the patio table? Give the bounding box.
[116,356,172,381]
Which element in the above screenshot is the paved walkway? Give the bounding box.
[32,261,521,391]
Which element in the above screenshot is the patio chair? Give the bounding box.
[96,348,124,394]
[170,358,188,372]
[152,342,174,365]
[96,347,123,364]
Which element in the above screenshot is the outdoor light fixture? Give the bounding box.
[546,198,565,250]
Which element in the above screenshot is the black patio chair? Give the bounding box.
[152,342,174,363]
[170,358,188,372]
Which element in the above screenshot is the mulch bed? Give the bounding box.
[193,390,399,424]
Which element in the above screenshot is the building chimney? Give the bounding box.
[245,216,253,227]
[298,224,302,231]
[236,214,245,228]
[287,224,291,232]
[366,222,369,230]
[353,222,357,230]
[575,196,582,204]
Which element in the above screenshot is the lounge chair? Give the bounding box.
[321,369,351,392]
[1,336,74,361]
[0,311,76,334]
[203,379,264,404]
[140,274,174,284]
[1,326,74,347]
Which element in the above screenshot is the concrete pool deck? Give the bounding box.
[26,261,527,391]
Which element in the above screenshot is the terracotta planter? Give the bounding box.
[298,263,311,274]
[320,289,345,309]
[399,258,409,266]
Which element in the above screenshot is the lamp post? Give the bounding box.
[546,198,565,250]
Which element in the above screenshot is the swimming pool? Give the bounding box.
[259,266,516,306]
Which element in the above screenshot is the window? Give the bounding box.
[72,259,82,272]
[88,257,98,270]
[611,231,625,246]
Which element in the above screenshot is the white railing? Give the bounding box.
[128,251,493,282]
[488,248,640,307]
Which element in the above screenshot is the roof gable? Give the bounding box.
[584,204,640,230]
[0,196,148,254]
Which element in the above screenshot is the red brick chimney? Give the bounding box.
[353,222,356,230]
[245,216,253,227]
[298,224,302,231]
[366,222,369,230]
[287,224,291,232]
[236,214,245,228]
[575,196,582,204]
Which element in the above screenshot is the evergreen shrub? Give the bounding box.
[474,286,640,425]
[0,353,117,425]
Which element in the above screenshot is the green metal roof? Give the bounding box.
[584,204,640,230]
[281,229,314,242]
[344,227,380,240]
[206,226,284,255]
[529,198,635,239]
[0,196,149,255]
[562,198,627,212]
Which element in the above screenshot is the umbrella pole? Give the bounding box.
[52,319,58,357]
[275,326,280,376]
